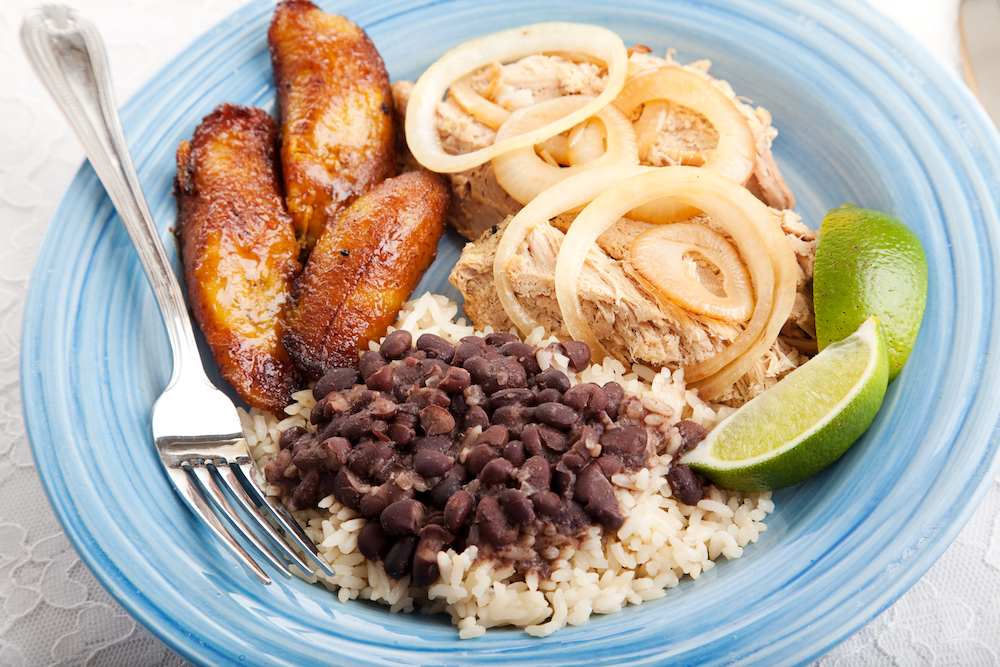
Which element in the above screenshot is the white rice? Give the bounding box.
[242,292,773,638]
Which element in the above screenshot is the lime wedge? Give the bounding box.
[681,317,889,491]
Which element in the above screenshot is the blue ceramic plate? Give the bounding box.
[22,0,1000,665]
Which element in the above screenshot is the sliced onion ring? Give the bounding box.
[614,66,757,184]
[405,23,629,173]
[449,72,509,130]
[554,166,797,400]
[630,222,754,321]
[493,165,654,337]
[614,66,758,225]
[492,96,639,205]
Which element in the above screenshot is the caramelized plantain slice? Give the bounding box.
[269,0,396,250]
[283,170,449,377]
[174,103,305,412]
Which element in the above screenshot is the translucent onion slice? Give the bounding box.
[492,96,639,205]
[450,75,510,130]
[493,165,654,337]
[567,118,606,165]
[405,23,629,173]
[555,167,797,400]
[630,223,754,321]
[614,66,757,184]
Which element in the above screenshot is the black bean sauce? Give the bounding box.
[264,334,708,585]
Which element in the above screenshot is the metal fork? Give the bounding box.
[21,5,334,584]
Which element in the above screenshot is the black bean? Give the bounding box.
[443,490,475,531]
[479,457,514,486]
[412,534,443,587]
[516,455,551,494]
[485,332,519,347]
[452,341,484,367]
[520,425,543,457]
[536,402,579,430]
[676,420,709,455]
[537,424,569,453]
[503,440,525,467]
[379,330,412,360]
[291,443,322,472]
[413,449,452,478]
[291,469,323,509]
[466,444,499,476]
[466,356,527,394]
[552,466,574,496]
[366,395,398,421]
[381,498,425,536]
[436,366,471,393]
[389,422,414,446]
[667,464,706,505]
[596,455,622,478]
[559,440,592,473]
[600,425,648,467]
[429,474,463,508]
[416,333,455,363]
[602,382,625,420]
[500,342,539,375]
[412,435,452,452]
[316,437,351,471]
[279,426,308,450]
[535,388,563,405]
[406,387,450,409]
[562,383,607,417]
[359,350,387,381]
[393,402,420,425]
[360,491,388,519]
[462,356,490,386]
[475,425,509,448]
[419,405,455,436]
[475,496,518,547]
[499,489,535,526]
[313,368,360,399]
[488,388,535,412]
[418,357,450,381]
[358,521,390,561]
[264,449,293,485]
[449,393,468,418]
[490,404,535,438]
[365,364,394,392]
[332,468,366,510]
[573,463,624,530]
[531,490,562,517]
[391,362,424,401]
[348,439,393,477]
[561,340,592,371]
[534,368,571,394]
[383,535,418,580]
[340,411,373,441]
[463,406,490,433]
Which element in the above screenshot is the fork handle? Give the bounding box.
[21,6,202,378]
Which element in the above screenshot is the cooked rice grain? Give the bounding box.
[242,292,772,638]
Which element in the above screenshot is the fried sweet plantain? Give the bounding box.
[269,0,396,250]
[283,170,449,378]
[174,103,305,412]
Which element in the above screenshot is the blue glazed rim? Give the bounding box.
[20,0,1000,665]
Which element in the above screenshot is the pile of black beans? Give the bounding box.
[264,330,708,586]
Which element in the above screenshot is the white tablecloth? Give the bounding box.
[3,0,995,665]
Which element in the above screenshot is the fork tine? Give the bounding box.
[234,462,337,578]
[188,464,293,579]
[215,463,317,576]
[167,466,271,584]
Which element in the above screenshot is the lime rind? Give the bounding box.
[681,317,889,491]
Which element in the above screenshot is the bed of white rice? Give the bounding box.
[240,293,773,638]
